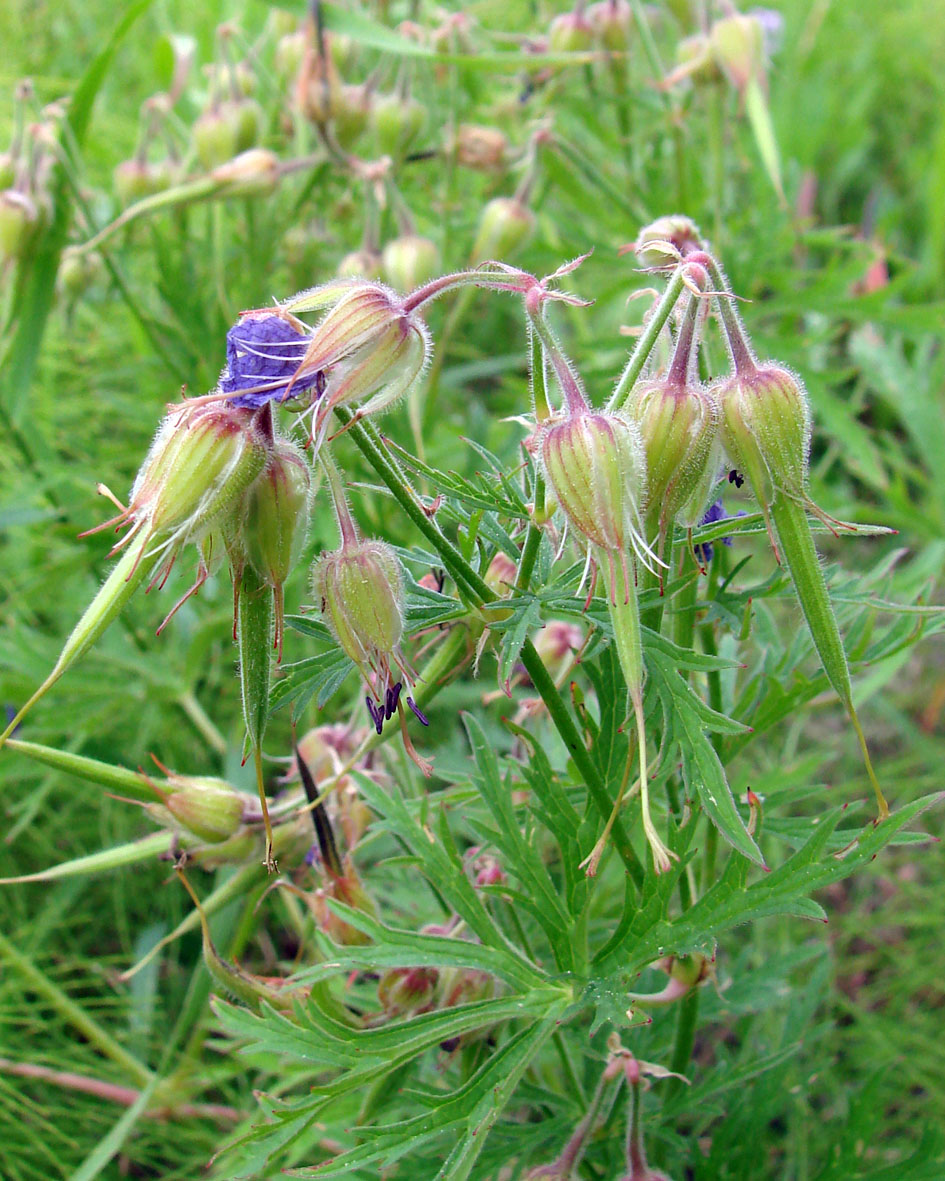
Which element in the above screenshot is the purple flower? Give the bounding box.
[695,498,744,564]
[220,311,325,408]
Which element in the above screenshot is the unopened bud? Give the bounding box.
[313,538,405,673]
[113,158,175,205]
[634,215,703,268]
[274,29,306,82]
[58,248,103,301]
[372,93,426,158]
[717,364,810,505]
[378,966,439,1015]
[549,8,594,52]
[709,13,764,90]
[450,123,509,171]
[472,196,535,262]
[382,234,439,292]
[333,83,371,149]
[244,438,311,591]
[587,0,632,51]
[211,148,279,197]
[193,106,241,169]
[541,410,647,554]
[336,248,383,279]
[163,776,247,843]
[315,859,377,946]
[675,34,722,86]
[0,189,39,261]
[131,404,269,544]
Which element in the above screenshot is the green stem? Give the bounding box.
[666,990,699,1104]
[516,473,545,592]
[609,267,687,411]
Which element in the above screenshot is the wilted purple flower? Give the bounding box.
[221,311,325,408]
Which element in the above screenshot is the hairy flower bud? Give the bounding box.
[211,148,279,197]
[541,410,648,555]
[549,9,594,52]
[450,123,509,171]
[130,404,270,547]
[717,363,810,507]
[634,215,703,268]
[471,196,535,262]
[314,538,405,676]
[336,248,383,279]
[243,437,311,656]
[0,189,39,262]
[161,776,247,843]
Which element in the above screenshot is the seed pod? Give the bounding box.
[471,196,534,262]
[381,235,439,293]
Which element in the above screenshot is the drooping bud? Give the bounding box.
[378,966,439,1015]
[626,284,720,559]
[372,92,426,158]
[282,279,431,443]
[381,235,439,293]
[336,248,383,279]
[709,13,764,91]
[128,403,270,550]
[541,410,648,556]
[332,83,371,149]
[113,158,175,205]
[717,363,810,510]
[243,437,311,657]
[471,196,535,262]
[313,537,405,685]
[193,106,240,169]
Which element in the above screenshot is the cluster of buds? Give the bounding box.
[0,82,53,268]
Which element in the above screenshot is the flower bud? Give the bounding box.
[243,437,311,655]
[381,235,439,292]
[709,13,764,90]
[717,364,810,506]
[336,248,383,279]
[587,0,632,51]
[634,215,703,268]
[674,34,722,87]
[162,776,247,843]
[449,123,509,171]
[58,248,103,301]
[130,404,270,546]
[0,189,39,262]
[211,148,279,197]
[274,29,306,82]
[532,620,583,681]
[313,538,405,676]
[471,196,535,263]
[548,9,594,52]
[372,93,426,158]
[113,158,175,205]
[193,106,241,169]
[333,83,371,149]
[541,410,647,554]
[628,379,719,544]
[378,966,439,1015]
[314,858,377,946]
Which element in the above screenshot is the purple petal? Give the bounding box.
[221,311,324,408]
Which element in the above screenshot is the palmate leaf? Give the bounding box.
[595,792,943,975]
[286,1012,565,1178]
[460,714,573,969]
[383,437,530,520]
